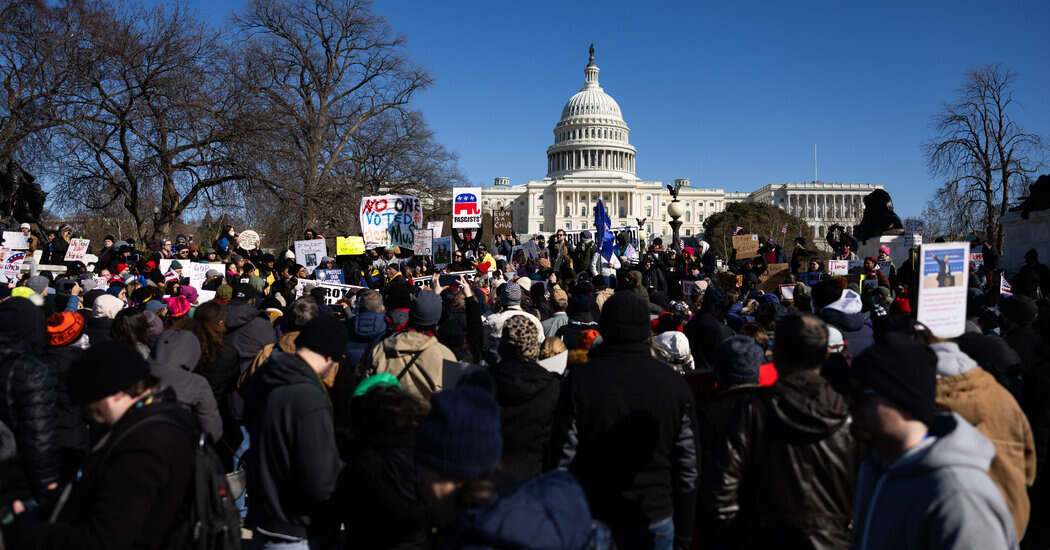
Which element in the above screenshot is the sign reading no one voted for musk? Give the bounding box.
[360,195,423,249]
[917,242,970,339]
[452,187,482,229]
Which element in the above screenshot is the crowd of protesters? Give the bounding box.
[0,220,1048,550]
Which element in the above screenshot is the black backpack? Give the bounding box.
[99,415,242,550]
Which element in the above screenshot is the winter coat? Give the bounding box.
[82,316,112,347]
[369,331,456,404]
[242,350,342,540]
[684,312,735,370]
[590,250,620,277]
[150,330,223,442]
[552,340,698,548]
[541,312,570,339]
[435,471,604,550]
[489,358,561,481]
[42,345,91,474]
[195,340,241,399]
[556,319,599,350]
[17,390,195,550]
[482,308,544,364]
[345,311,388,368]
[249,330,338,388]
[931,342,1036,539]
[226,302,276,374]
[728,369,858,549]
[818,290,873,357]
[852,413,1018,550]
[0,338,59,495]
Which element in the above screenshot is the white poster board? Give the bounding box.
[451,187,483,229]
[1,251,26,283]
[2,232,29,250]
[917,242,970,338]
[413,229,434,257]
[64,238,90,262]
[827,260,849,276]
[360,194,423,249]
[238,230,260,251]
[427,221,444,238]
[293,278,366,306]
[294,239,328,275]
[188,262,212,289]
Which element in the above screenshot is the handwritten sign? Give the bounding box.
[64,238,90,262]
[828,260,849,276]
[188,262,211,289]
[238,230,260,251]
[758,263,790,293]
[336,236,365,256]
[427,221,444,238]
[294,239,328,275]
[732,234,760,258]
[360,194,423,249]
[2,231,29,250]
[413,229,434,257]
[493,209,513,235]
[452,187,483,229]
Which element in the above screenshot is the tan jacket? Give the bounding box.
[368,331,456,403]
[935,366,1037,537]
[243,330,338,388]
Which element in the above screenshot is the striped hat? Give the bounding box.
[47,312,85,347]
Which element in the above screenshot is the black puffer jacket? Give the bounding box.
[0,298,60,495]
[490,358,560,481]
[711,369,858,550]
[42,345,91,479]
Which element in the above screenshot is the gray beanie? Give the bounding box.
[27,275,49,294]
[713,335,764,386]
[499,281,522,306]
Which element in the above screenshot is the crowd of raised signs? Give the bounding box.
[0,219,1048,550]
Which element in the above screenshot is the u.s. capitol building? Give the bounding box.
[482,46,883,246]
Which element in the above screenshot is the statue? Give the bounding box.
[1020,174,1050,219]
[589,44,594,64]
[853,189,904,242]
[0,159,47,229]
[667,179,683,200]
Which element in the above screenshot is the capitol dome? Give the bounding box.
[546,45,637,180]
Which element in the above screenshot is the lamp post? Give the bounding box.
[667,200,684,252]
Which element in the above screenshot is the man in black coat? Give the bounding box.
[242,316,347,547]
[552,290,698,550]
[14,340,196,550]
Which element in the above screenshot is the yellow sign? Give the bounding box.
[336,236,365,256]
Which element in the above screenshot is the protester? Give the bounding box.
[149,329,223,442]
[370,289,456,402]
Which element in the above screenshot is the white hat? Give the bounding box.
[653,331,695,372]
[19,222,30,230]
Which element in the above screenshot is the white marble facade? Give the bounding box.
[482,47,882,246]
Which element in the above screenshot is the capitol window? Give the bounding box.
[565,206,570,217]
[580,206,587,216]
[685,229,691,236]
[685,212,691,221]
[646,207,652,216]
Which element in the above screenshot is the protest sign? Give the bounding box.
[433,237,452,268]
[360,194,423,249]
[779,284,795,300]
[732,234,760,258]
[493,209,513,235]
[847,260,864,273]
[828,260,849,276]
[294,278,366,306]
[970,252,983,270]
[411,270,477,289]
[188,262,211,289]
[917,242,970,338]
[238,230,260,251]
[2,231,29,250]
[336,236,365,256]
[413,229,434,257]
[427,221,444,238]
[523,241,539,260]
[64,238,90,262]
[451,187,482,229]
[1,251,26,283]
[294,239,328,275]
[796,271,826,287]
[197,290,216,303]
[716,271,742,289]
[315,269,345,284]
[758,263,790,293]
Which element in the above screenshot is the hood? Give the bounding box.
[352,311,387,340]
[490,359,557,407]
[242,349,321,421]
[151,329,201,371]
[768,370,850,437]
[819,306,866,333]
[0,297,46,351]
[456,471,594,550]
[226,302,262,331]
[935,368,999,424]
[890,412,995,476]
[382,330,439,356]
[823,289,863,315]
[929,341,978,377]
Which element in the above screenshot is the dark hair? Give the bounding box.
[182,301,225,364]
[739,322,769,351]
[773,313,828,371]
[124,374,161,398]
[110,308,153,349]
[349,385,427,441]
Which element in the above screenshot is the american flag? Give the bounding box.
[781,223,788,234]
[1000,273,1012,296]
[733,226,743,235]
[164,269,178,283]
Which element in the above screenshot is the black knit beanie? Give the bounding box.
[850,332,938,426]
[69,341,152,405]
[415,385,502,480]
[295,315,349,359]
[598,290,652,343]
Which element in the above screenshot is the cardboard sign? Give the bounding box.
[360,194,423,249]
[732,234,760,258]
[917,242,970,338]
[493,209,513,235]
[427,221,444,238]
[1,251,26,283]
[294,278,366,306]
[758,263,790,293]
[413,229,434,257]
[238,230,260,251]
[64,238,90,262]
[294,239,328,275]
[336,236,365,256]
[2,231,29,250]
[433,237,452,268]
[451,187,483,229]
[716,271,742,289]
[315,268,345,284]
[828,260,849,276]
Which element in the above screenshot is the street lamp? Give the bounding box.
[667,200,684,252]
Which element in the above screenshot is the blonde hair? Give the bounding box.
[539,337,567,360]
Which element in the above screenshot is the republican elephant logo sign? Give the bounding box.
[452,187,483,229]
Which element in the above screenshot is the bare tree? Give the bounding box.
[919,186,982,239]
[925,64,1043,249]
[52,2,251,242]
[234,0,431,239]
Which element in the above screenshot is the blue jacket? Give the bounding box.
[345,311,387,367]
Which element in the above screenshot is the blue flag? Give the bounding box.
[594,200,615,261]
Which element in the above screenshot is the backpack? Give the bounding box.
[98,415,242,550]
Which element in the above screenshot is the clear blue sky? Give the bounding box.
[184,0,1050,218]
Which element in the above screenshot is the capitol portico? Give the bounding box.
[482,46,882,247]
